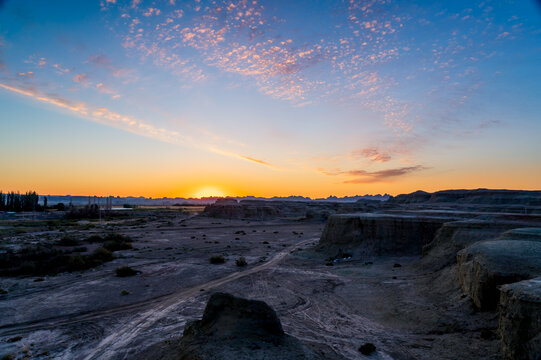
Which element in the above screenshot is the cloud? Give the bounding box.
[53,64,71,73]
[352,147,391,162]
[239,155,271,167]
[17,71,34,78]
[87,54,113,67]
[0,83,87,114]
[318,164,426,183]
[73,73,90,83]
[0,82,275,170]
[343,165,426,184]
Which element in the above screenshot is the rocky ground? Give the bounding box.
[0,190,539,360]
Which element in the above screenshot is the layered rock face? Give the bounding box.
[318,213,448,257]
[390,189,541,206]
[457,240,541,310]
[203,200,283,220]
[203,200,379,220]
[420,220,529,270]
[499,277,541,360]
[176,293,326,360]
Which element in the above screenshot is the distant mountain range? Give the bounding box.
[39,194,391,206]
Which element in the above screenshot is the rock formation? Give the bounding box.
[499,277,541,360]
[457,240,541,310]
[317,213,448,257]
[136,293,329,360]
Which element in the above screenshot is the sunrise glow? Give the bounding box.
[0,0,539,197]
[192,187,226,199]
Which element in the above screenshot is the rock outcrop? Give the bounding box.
[203,200,379,221]
[390,189,541,206]
[136,293,328,360]
[420,220,524,270]
[317,213,448,257]
[499,277,541,360]
[457,240,541,310]
[497,227,541,242]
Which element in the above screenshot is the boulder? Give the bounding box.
[136,293,328,360]
[499,277,541,360]
[457,240,541,310]
[317,213,447,257]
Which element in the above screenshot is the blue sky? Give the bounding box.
[0,0,540,197]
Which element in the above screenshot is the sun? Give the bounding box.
[192,186,226,199]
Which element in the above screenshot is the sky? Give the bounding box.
[0,0,540,198]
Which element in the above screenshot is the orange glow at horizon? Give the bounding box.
[191,186,226,199]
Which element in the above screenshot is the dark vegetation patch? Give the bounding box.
[6,336,22,343]
[235,257,247,267]
[56,236,80,246]
[359,343,376,355]
[209,255,226,264]
[115,266,138,277]
[0,245,114,276]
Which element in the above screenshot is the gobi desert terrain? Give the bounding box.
[1,189,540,360]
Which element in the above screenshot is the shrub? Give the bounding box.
[92,247,113,262]
[120,289,130,295]
[0,245,115,276]
[7,336,22,343]
[115,266,138,277]
[235,257,247,267]
[57,236,79,246]
[72,246,87,253]
[209,255,226,264]
[86,235,104,243]
[102,233,132,251]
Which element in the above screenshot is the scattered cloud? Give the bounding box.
[352,147,392,163]
[318,164,426,184]
[53,63,71,74]
[343,165,427,184]
[17,71,34,78]
[72,73,90,84]
[87,54,113,67]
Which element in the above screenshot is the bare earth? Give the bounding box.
[0,212,502,360]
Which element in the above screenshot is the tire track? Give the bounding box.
[72,237,315,359]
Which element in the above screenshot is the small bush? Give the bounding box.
[0,288,8,295]
[86,235,104,243]
[57,236,79,246]
[235,257,247,267]
[2,354,15,360]
[102,233,132,251]
[92,247,114,262]
[103,240,132,251]
[7,336,22,343]
[209,255,226,264]
[115,266,138,277]
[72,246,87,253]
[121,289,130,295]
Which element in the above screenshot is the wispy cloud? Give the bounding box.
[318,164,426,184]
[342,165,426,184]
[72,73,90,84]
[0,82,275,169]
[352,147,392,163]
[239,155,272,167]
